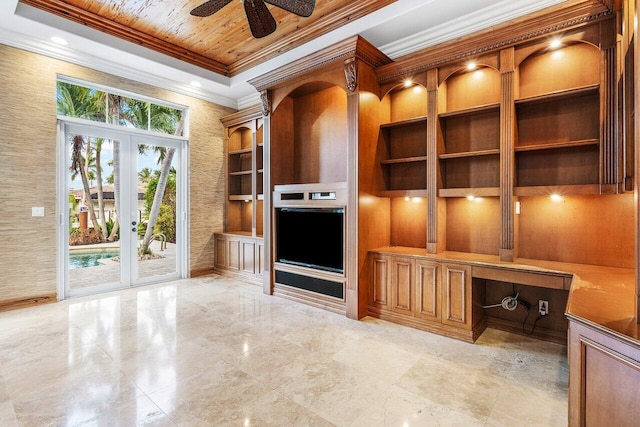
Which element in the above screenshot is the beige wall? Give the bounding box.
[0,43,234,304]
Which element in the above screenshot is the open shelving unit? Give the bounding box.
[378,85,428,198]
[514,42,601,195]
[438,67,501,198]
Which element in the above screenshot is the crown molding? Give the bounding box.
[376,0,613,82]
[379,0,569,59]
[0,27,240,109]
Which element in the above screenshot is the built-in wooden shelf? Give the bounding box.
[257,194,264,200]
[515,139,598,152]
[379,189,428,198]
[229,170,252,176]
[514,184,600,197]
[515,84,599,105]
[439,149,500,159]
[439,103,500,119]
[229,148,252,155]
[381,156,427,165]
[257,169,264,173]
[257,143,264,148]
[380,116,428,129]
[229,194,252,201]
[439,187,500,198]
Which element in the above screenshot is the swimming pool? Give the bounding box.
[69,250,119,269]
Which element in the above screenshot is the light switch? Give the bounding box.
[32,207,45,217]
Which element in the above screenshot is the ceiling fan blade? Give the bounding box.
[244,0,277,38]
[265,0,315,17]
[190,0,233,17]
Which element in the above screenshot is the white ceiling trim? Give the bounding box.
[379,0,568,58]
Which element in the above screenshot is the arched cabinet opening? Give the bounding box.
[514,42,601,191]
[270,81,348,186]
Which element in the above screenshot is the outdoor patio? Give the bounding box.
[69,240,177,289]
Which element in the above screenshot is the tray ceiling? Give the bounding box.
[19,0,395,77]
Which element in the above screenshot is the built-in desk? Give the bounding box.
[368,247,640,426]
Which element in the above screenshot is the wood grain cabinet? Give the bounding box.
[390,257,415,316]
[369,254,391,310]
[415,260,440,321]
[441,263,472,329]
[213,232,263,284]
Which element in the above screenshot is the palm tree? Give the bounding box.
[70,134,104,241]
[138,106,184,254]
[58,82,106,240]
[138,167,153,185]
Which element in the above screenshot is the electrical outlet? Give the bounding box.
[539,300,549,316]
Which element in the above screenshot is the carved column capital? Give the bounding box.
[344,58,358,93]
[260,90,271,117]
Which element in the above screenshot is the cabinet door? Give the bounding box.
[241,239,256,275]
[369,254,390,309]
[391,257,415,316]
[415,260,440,321]
[256,240,264,278]
[227,237,241,272]
[441,263,472,329]
[214,235,227,269]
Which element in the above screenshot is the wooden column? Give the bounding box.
[426,68,443,254]
[500,48,516,262]
[601,18,619,192]
[345,58,361,319]
[260,90,273,295]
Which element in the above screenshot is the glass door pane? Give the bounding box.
[135,140,178,282]
[67,133,122,293]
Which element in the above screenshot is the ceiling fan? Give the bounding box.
[191,0,316,39]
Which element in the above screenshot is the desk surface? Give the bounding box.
[370,247,639,345]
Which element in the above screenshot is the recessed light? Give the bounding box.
[550,38,562,49]
[50,36,68,45]
[403,79,413,88]
[466,62,477,71]
[550,193,563,202]
[467,195,476,201]
[190,81,201,88]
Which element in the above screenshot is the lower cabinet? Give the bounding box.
[568,319,640,426]
[368,253,478,341]
[213,232,263,283]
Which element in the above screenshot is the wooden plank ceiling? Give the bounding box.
[20,0,395,77]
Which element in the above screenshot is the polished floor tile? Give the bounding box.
[0,275,568,426]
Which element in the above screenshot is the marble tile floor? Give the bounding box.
[0,275,568,426]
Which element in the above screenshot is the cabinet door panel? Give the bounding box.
[391,257,414,316]
[442,263,471,328]
[416,260,440,321]
[214,235,227,269]
[227,238,241,271]
[256,241,264,278]
[369,255,390,309]
[241,239,256,275]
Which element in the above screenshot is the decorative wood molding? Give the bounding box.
[500,48,515,262]
[20,0,229,75]
[249,35,392,91]
[602,45,618,186]
[426,69,439,254]
[344,59,359,93]
[20,0,395,78]
[376,1,613,83]
[220,104,263,128]
[260,90,271,117]
[228,0,396,76]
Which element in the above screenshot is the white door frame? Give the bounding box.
[56,117,189,300]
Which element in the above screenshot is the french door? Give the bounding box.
[58,120,187,299]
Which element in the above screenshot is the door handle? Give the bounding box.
[132,221,137,226]
[132,227,137,232]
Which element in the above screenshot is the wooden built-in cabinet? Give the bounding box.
[235,3,639,424]
[438,65,501,197]
[217,105,265,283]
[368,252,483,342]
[514,42,601,194]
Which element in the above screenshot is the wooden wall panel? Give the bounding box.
[517,194,634,268]
[390,197,427,248]
[293,86,347,184]
[446,197,501,255]
[0,44,233,304]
